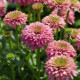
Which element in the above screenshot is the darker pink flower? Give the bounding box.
[46,40,76,59]
[0,0,5,16]
[3,10,27,29]
[21,22,54,51]
[42,14,66,31]
[45,55,78,80]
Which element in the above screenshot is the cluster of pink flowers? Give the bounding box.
[2,0,79,80]
[21,22,54,51]
[75,35,80,51]
[45,0,80,12]
[3,10,27,29]
[0,0,6,16]
[8,0,44,6]
[45,40,78,80]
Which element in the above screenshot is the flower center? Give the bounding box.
[9,11,21,19]
[49,15,60,22]
[56,42,68,50]
[55,0,65,3]
[34,26,42,34]
[53,56,68,67]
[70,0,78,4]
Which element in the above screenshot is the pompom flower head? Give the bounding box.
[21,22,54,51]
[45,55,78,80]
[46,40,76,59]
[0,0,5,16]
[42,15,66,31]
[3,10,27,29]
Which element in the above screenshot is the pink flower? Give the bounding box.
[0,0,5,16]
[3,10,27,29]
[21,22,54,51]
[8,0,44,6]
[44,0,70,10]
[45,0,80,12]
[51,9,75,25]
[75,35,80,51]
[42,14,66,31]
[45,55,78,80]
[46,40,76,59]
[70,0,80,12]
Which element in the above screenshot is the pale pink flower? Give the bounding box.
[42,14,66,31]
[21,22,54,51]
[51,9,75,25]
[3,10,27,29]
[45,55,78,80]
[0,0,5,16]
[46,40,76,59]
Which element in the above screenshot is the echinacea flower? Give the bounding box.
[51,9,75,25]
[45,55,78,80]
[0,0,5,16]
[21,22,54,51]
[42,14,66,31]
[46,40,76,59]
[3,10,27,29]
[8,0,44,6]
[75,35,80,51]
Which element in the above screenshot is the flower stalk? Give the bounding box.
[15,26,20,49]
[36,48,40,80]
[10,63,15,80]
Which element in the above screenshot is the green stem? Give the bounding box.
[15,26,20,49]
[33,10,36,22]
[28,5,31,24]
[9,39,11,52]
[60,28,63,40]
[16,3,21,10]
[10,63,15,80]
[37,11,41,21]
[36,48,40,80]
[56,28,58,40]
[68,33,71,42]
[66,11,69,24]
